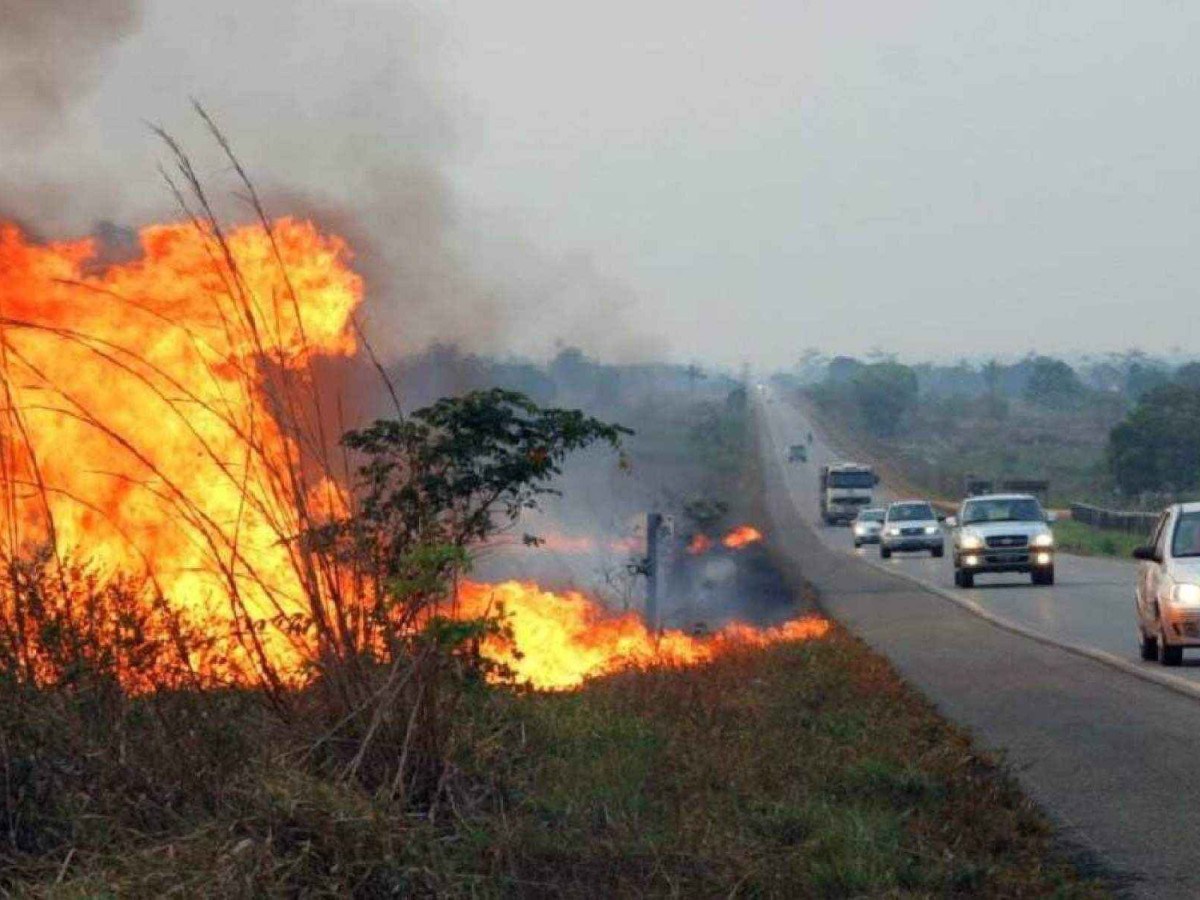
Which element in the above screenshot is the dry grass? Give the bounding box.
[2,625,1107,897]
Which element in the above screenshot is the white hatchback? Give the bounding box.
[1134,502,1200,666]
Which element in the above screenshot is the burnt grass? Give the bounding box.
[1,387,1107,897]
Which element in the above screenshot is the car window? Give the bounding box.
[960,497,1044,524]
[1171,512,1200,559]
[887,503,935,522]
[829,471,875,488]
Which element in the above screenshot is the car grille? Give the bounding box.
[985,534,1027,549]
[900,527,926,536]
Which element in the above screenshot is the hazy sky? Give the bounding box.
[4,1,1199,367]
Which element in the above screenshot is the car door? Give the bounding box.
[1140,509,1173,628]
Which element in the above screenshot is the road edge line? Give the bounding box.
[858,553,1200,702]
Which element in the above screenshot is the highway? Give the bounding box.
[757,387,1200,686]
[755,386,1200,898]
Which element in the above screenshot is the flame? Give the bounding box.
[456,580,829,690]
[0,219,361,678]
[687,525,762,555]
[722,525,763,549]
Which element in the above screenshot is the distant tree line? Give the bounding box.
[803,350,1200,499]
[385,344,740,418]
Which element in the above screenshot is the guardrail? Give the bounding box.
[1069,503,1157,536]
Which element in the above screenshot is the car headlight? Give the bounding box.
[1172,583,1200,607]
[960,534,982,550]
[1032,533,1054,548]
[853,524,865,534]
[924,525,939,535]
[886,527,901,537]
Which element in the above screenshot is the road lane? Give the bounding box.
[756,387,1200,685]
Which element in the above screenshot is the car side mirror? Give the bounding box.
[873,475,881,486]
[1133,546,1159,563]
[944,516,957,528]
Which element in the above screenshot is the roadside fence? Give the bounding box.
[1069,503,1157,536]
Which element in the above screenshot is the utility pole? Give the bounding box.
[645,512,661,631]
[645,512,674,632]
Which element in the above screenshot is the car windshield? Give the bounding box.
[961,497,1044,524]
[888,503,935,522]
[830,471,874,488]
[1172,512,1200,558]
[858,509,884,522]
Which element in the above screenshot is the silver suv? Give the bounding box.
[948,494,1055,588]
[880,501,944,559]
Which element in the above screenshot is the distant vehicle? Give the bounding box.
[947,494,1055,588]
[819,462,878,526]
[880,501,944,559]
[788,444,808,463]
[852,507,885,548]
[1133,502,1200,666]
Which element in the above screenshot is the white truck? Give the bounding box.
[819,462,879,526]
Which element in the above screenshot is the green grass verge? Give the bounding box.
[13,629,1106,897]
[489,629,1106,897]
[1054,519,1144,559]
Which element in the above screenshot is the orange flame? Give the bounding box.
[0,219,361,678]
[687,526,762,555]
[722,525,763,549]
[456,580,828,690]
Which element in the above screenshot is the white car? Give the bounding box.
[1134,502,1200,666]
[948,494,1055,588]
[852,507,885,547]
[880,501,944,559]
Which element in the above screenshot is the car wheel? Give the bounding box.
[931,545,944,558]
[1160,627,1183,667]
[853,540,861,549]
[1032,567,1055,586]
[880,546,891,560]
[1139,628,1159,661]
[959,569,974,589]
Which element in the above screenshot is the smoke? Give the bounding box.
[0,0,142,142]
[0,0,664,364]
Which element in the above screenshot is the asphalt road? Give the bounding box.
[759,388,1200,684]
[755,386,1200,898]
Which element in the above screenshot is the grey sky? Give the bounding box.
[3,1,1199,367]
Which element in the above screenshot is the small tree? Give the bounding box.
[1108,384,1200,496]
[851,362,918,438]
[1023,357,1084,407]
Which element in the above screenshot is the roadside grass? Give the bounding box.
[8,627,1106,897]
[1054,519,1145,559]
[490,626,1107,897]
